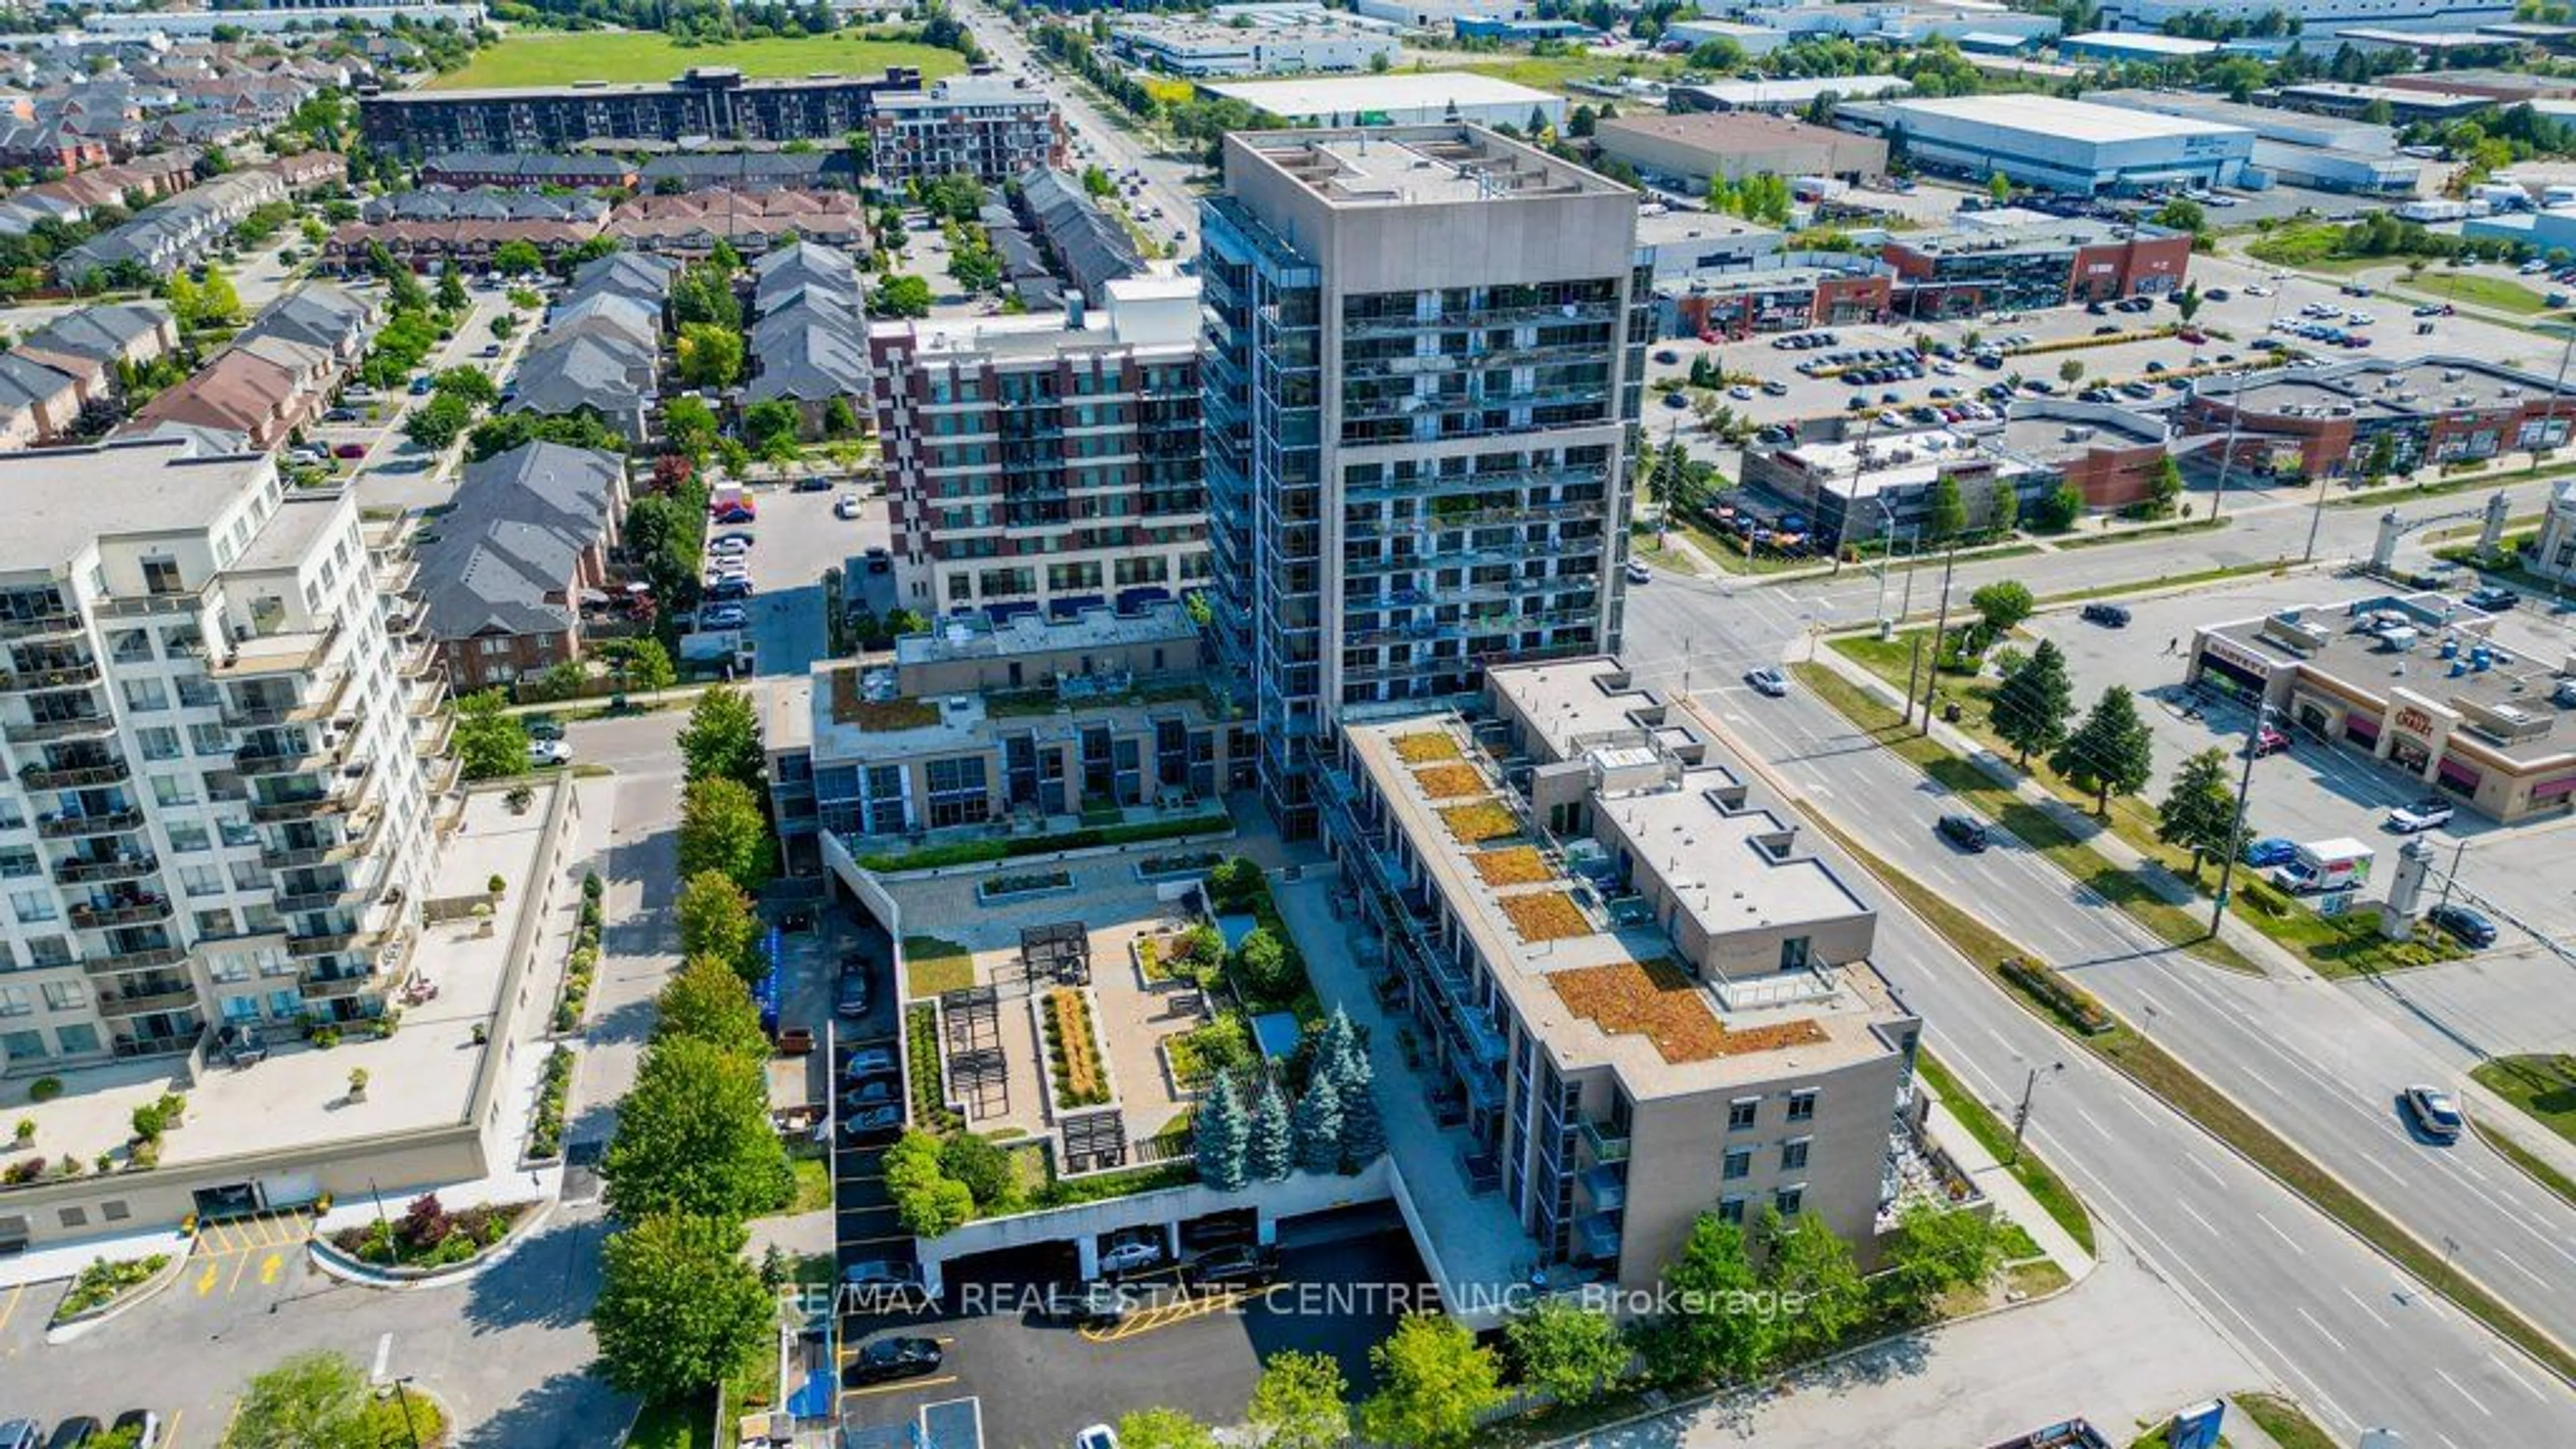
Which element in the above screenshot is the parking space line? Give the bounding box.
[842,1374,959,1401]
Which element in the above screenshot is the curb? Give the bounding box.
[42,1239,191,1344]
[306,1199,557,1293]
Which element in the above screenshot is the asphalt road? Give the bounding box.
[1623,555,2576,1448]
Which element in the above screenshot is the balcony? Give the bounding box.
[413,711,455,758]
[1578,1119,1631,1165]
[0,659,99,692]
[81,945,187,976]
[376,557,419,596]
[249,764,374,823]
[5,713,114,745]
[110,1030,199,1059]
[0,612,81,642]
[205,624,339,680]
[286,925,392,959]
[300,968,376,1000]
[19,757,129,791]
[260,810,384,871]
[274,875,376,916]
[52,853,158,886]
[68,896,175,930]
[235,731,350,778]
[37,809,145,840]
[97,983,199,1017]
[222,669,353,729]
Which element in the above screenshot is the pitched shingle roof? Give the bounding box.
[414,441,623,644]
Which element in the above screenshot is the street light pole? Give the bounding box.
[2211,282,2288,527]
[1919,537,1960,736]
[2208,703,2272,936]
[391,1377,425,1449]
[2010,1061,2063,1165]
[2436,835,2468,910]
[1873,498,1898,630]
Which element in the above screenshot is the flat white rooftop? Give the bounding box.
[1887,91,2252,144]
[1201,70,1557,119]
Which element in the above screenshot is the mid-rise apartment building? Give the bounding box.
[0,439,450,1077]
[869,274,1207,619]
[359,65,924,156]
[1199,124,1648,837]
[864,76,1065,184]
[1319,657,1923,1286]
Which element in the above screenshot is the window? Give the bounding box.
[207,953,250,983]
[166,822,211,853]
[266,988,301,1020]
[55,1206,85,1229]
[1780,936,1812,972]
[152,774,199,808]
[10,891,57,925]
[100,1200,130,1222]
[180,865,224,896]
[1774,1185,1805,1218]
[0,847,36,880]
[190,722,231,755]
[195,909,237,938]
[122,678,169,712]
[1780,1138,1811,1172]
[137,726,182,761]
[40,981,84,1012]
[1717,1195,1746,1226]
[1,1028,42,1059]
[1787,1089,1819,1123]
[1727,1097,1759,1131]
[1721,1146,1752,1181]
[54,1022,99,1057]
[0,986,30,1018]
[142,556,183,595]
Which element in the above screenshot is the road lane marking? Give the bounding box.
[2486,1246,2547,1288]
[2253,1212,2306,1256]
[2434,1368,2493,1416]
[2183,1155,2226,1187]
[841,1374,957,1401]
[2339,1285,2393,1331]
[2070,1104,2110,1138]
[2171,1198,2219,1236]
[2293,1306,2348,1354]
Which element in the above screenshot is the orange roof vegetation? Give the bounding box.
[1548,957,1829,1065]
[1411,763,1485,799]
[1471,847,1555,888]
[1501,891,1591,943]
[1439,800,1519,846]
[1393,731,1462,763]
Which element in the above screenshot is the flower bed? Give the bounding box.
[979,869,1074,902]
[1161,1014,1252,1092]
[51,1253,167,1324]
[1411,763,1486,799]
[1135,849,1224,881]
[906,1002,963,1134]
[1042,988,1112,1109]
[1549,957,1825,1064]
[1393,731,1462,763]
[331,1193,530,1271]
[1471,847,1556,888]
[2000,957,2115,1036]
[1439,800,1519,845]
[1500,890,1592,943]
[553,879,604,1034]
[527,1045,574,1162]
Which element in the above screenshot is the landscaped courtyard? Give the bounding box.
[428,31,966,89]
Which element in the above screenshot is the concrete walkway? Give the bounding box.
[1917,1091,2092,1281]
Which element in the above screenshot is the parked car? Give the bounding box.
[842,1104,904,1139]
[1097,1236,1167,1276]
[2080,602,2131,627]
[844,1337,945,1387]
[43,1421,99,1449]
[523,714,564,742]
[699,604,748,630]
[2426,902,2498,948]
[332,442,366,460]
[842,1077,898,1111]
[2237,837,2295,868]
[843,1048,898,1081]
[107,1413,160,1449]
[2385,798,2455,834]
[407,375,434,395]
[1183,1243,1281,1289]
[835,494,864,520]
[712,504,757,525]
[1743,667,1788,698]
[527,739,572,768]
[1623,560,1652,584]
[706,576,755,601]
[2465,586,2519,612]
[708,535,751,557]
[322,407,362,423]
[842,1258,921,1291]
[1042,1282,1131,1328]
[1935,814,1990,853]
[834,973,873,1020]
[793,474,833,492]
[864,547,893,575]
[0,1424,38,1449]
[2400,1083,2463,1142]
[1075,1426,1120,1449]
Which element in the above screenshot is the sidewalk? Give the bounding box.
[1918,1092,2092,1280]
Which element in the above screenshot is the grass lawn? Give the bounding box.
[431,30,965,89]
[2470,1054,2576,1153]
[2234,1393,2339,1449]
[1917,1049,2096,1256]
[2399,271,2555,317]
[784,1152,832,1214]
[1445,52,1684,95]
[902,935,974,998]
[625,1394,713,1449]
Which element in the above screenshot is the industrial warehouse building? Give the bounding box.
[1670,74,1912,113]
[2090,89,2420,194]
[1195,71,1564,129]
[1591,111,1887,191]
[1847,93,2253,195]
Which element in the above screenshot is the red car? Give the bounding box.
[333,443,366,460]
[2252,726,2289,758]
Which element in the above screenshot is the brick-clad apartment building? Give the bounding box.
[360,65,923,155]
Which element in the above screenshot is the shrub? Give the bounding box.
[487,872,508,896]
[28,1076,62,1103]
[938,1134,1018,1214]
[582,871,603,902]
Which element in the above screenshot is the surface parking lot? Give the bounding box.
[837,1218,1426,1449]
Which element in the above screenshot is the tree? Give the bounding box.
[1988,170,2012,204]
[1289,1073,1342,1175]
[1970,579,2035,636]
[1337,1075,1385,1171]
[655,955,769,1058]
[1504,1298,1627,1409]
[1990,638,2075,769]
[1988,478,2020,536]
[938,1133,1018,1214]
[678,776,773,893]
[678,684,764,790]
[1359,1316,1505,1449]
[2171,282,2203,323]
[602,1036,792,1223]
[1233,926,1299,1002]
[1642,1214,1774,1385]
[883,1130,975,1235]
[437,266,470,313]
[2031,480,2086,533]
[2057,357,2086,385]
[619,637,678,692]
[2157,747,2242,879]
[743,398,802,453]
[1760,1210,1866,1362]
[677,323,744,388]
[402,391,474,450]
[871,274,933,318]
[492,239,545,275]
[1193,1074,1250,1191]
[1925,475,1968,541]
[592,1212,774,1401]
[2155,199,2206,237]
[676,869,761,981]
[1882,1199,2004,1313]
[452,689,527,780]
[222,1350,375,1449]
[2052,685,2156,814]
[1116,1409,1219,1449]
[434,365,499,406]
[2145,455,2184,516]
[1247,1079,1293,1181]
[198,264,241,327]
[824,396,861,437]
[1250,1350,1350,1449]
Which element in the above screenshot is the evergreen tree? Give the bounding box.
[1247,1079,1293,1181]
[2052,685,2157,815]
[1291,1074,1342,1175]
[1338,1077,1386,1171]
[2156,747,2242,880]
[1194,1075,1250,1191]
[1317,1007,1360,1091]
[1925,476,1968,541]
[1990,638,2075,769]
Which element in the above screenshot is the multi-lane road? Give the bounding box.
[1620,490,2576,1445]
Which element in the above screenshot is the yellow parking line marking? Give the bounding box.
[195,1261,219,1297]
[226,1246,254,1295]
[0,1283,23,1338]
[164,1409,182,1447]
[259,1252,282,1286]
[841,1375,957,1401]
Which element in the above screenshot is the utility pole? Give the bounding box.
[1872,499,1898,632]
[1919,537,1960,735]
[2211,282,2287,527]
[1903,634,1922,727]
[2208,704,2271,935]
[2010,1062,2061,1165]
[2437,835,2468,910]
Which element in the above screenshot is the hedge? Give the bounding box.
[2000,956,2115,1036]
[857,812,1229,873]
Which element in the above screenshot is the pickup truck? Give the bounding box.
[1985,1421,2111,1449]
